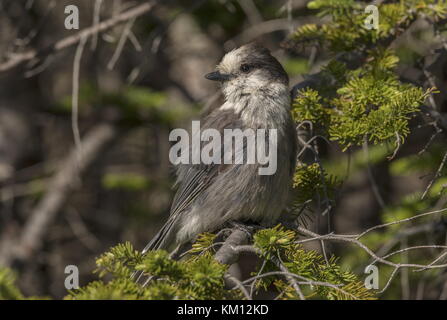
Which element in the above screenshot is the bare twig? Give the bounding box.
[225,274,252,300]
[421,150,447,200]
[234,271,362,299]
[400,238,410,300]
[277,257,306,300]
[363,139,386,209]
[387,132,402,160]
[296,216,447,270]
[107,18,136,70]
[357,207,447,239]
[91,0,104,51]
[72,35,89,163]
[66,208,101,251]
[0,2,156,72]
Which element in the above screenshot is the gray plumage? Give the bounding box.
[143,43,297,253]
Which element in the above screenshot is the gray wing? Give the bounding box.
[143,109,241,252]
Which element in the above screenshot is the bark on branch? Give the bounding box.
[214,229,250,265]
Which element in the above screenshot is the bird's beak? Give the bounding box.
[205,71,231,82]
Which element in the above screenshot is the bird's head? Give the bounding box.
[205,43,289,100]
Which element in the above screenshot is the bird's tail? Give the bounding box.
[132,217,178,284]
[142,217,177,253]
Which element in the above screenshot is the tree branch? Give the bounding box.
[0,2,156,73]
[214,229,250,265]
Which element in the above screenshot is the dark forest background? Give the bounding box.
[0,0,446,299]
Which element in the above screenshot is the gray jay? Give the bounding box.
[143,43,297,253]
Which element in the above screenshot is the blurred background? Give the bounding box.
[0,0,446,299]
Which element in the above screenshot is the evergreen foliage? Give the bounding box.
[62,227,375,300]
[1,0,446,300]
[0,268,23,300]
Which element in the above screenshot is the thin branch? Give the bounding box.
[225,274,252,300]
[0,2,156,72]
[379,267,399,293]
[72,35,89,163]
[235,271,363,300]
[296,213,447,271]
[91,0,104,51]
[400,238,410,300]
[387,132,402,160]
[357,208,447,239]
[107,18,136,70]
[363,139,386,209]
[421,150,447,200]
[277,257,306,300]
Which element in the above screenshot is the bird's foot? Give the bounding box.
[228,221,263,238]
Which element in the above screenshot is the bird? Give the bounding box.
[142,42,297,255]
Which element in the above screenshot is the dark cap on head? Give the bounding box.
[205,42,289,86]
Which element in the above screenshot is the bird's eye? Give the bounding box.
[240,64,251,73]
